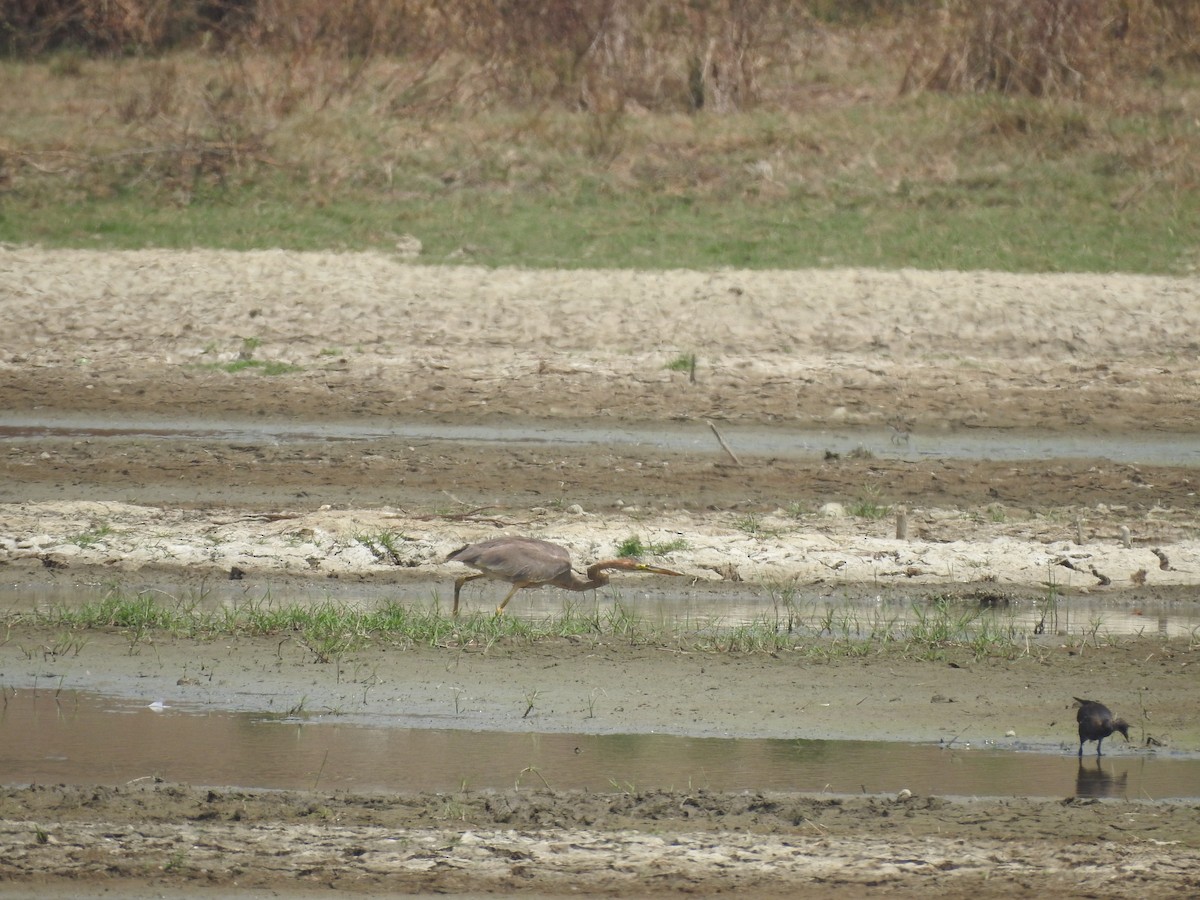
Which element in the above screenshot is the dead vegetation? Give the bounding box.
[5,1,1198,108]
[904,0,1200,98]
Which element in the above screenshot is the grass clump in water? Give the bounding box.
[3,586,1061,662]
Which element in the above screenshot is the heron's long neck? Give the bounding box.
[567,565,614,592]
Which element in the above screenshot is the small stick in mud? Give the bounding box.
[706,419,742,466]
[940,728,970,749]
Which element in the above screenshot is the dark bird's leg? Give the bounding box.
[1096,737,1104,757]
[1078,741,1085,758]
[453,573,485,616]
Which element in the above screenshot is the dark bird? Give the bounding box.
[1074,697,1130,757]
[446,536,685,616]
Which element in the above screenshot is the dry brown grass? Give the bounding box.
[5,2,1195,108]
[2,1,813,114]
[906,0,1107,97]
[904,0,1200,98]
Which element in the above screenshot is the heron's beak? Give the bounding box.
[636,563,685,576]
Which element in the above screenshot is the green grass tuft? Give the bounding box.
[206,359,303,375]
[0,586,1075,662]
[67,524,112,548]
[617,535,689,558]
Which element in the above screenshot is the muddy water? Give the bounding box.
[4,414,1200,465]
[3,690,1197,801]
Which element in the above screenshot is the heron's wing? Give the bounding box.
[448,537,572,584]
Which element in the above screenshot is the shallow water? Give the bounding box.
[2,689,1195,801]
[3,413,1198,805]
[450,583,1200,639]
[3,413,1200,465]
[3,576,1197,639]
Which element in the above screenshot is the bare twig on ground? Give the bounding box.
[706,420,742,467]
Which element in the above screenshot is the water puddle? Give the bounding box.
[2,413,1199,465]
[2,690,1196,801]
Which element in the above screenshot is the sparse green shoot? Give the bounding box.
[617,535,646,557]
[68,523,112,548]
[616,534,689,558]
[849,486,890,520]
[355,531,407,563]
[665,353,697,381]
[209,359,302,376]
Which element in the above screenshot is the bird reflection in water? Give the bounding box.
[1075,758,1129,799]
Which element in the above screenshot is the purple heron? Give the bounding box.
[1074,697,1130,757]
[445,536,684,616]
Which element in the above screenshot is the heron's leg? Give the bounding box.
[453,574,485,616]
[494,583,524,616]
